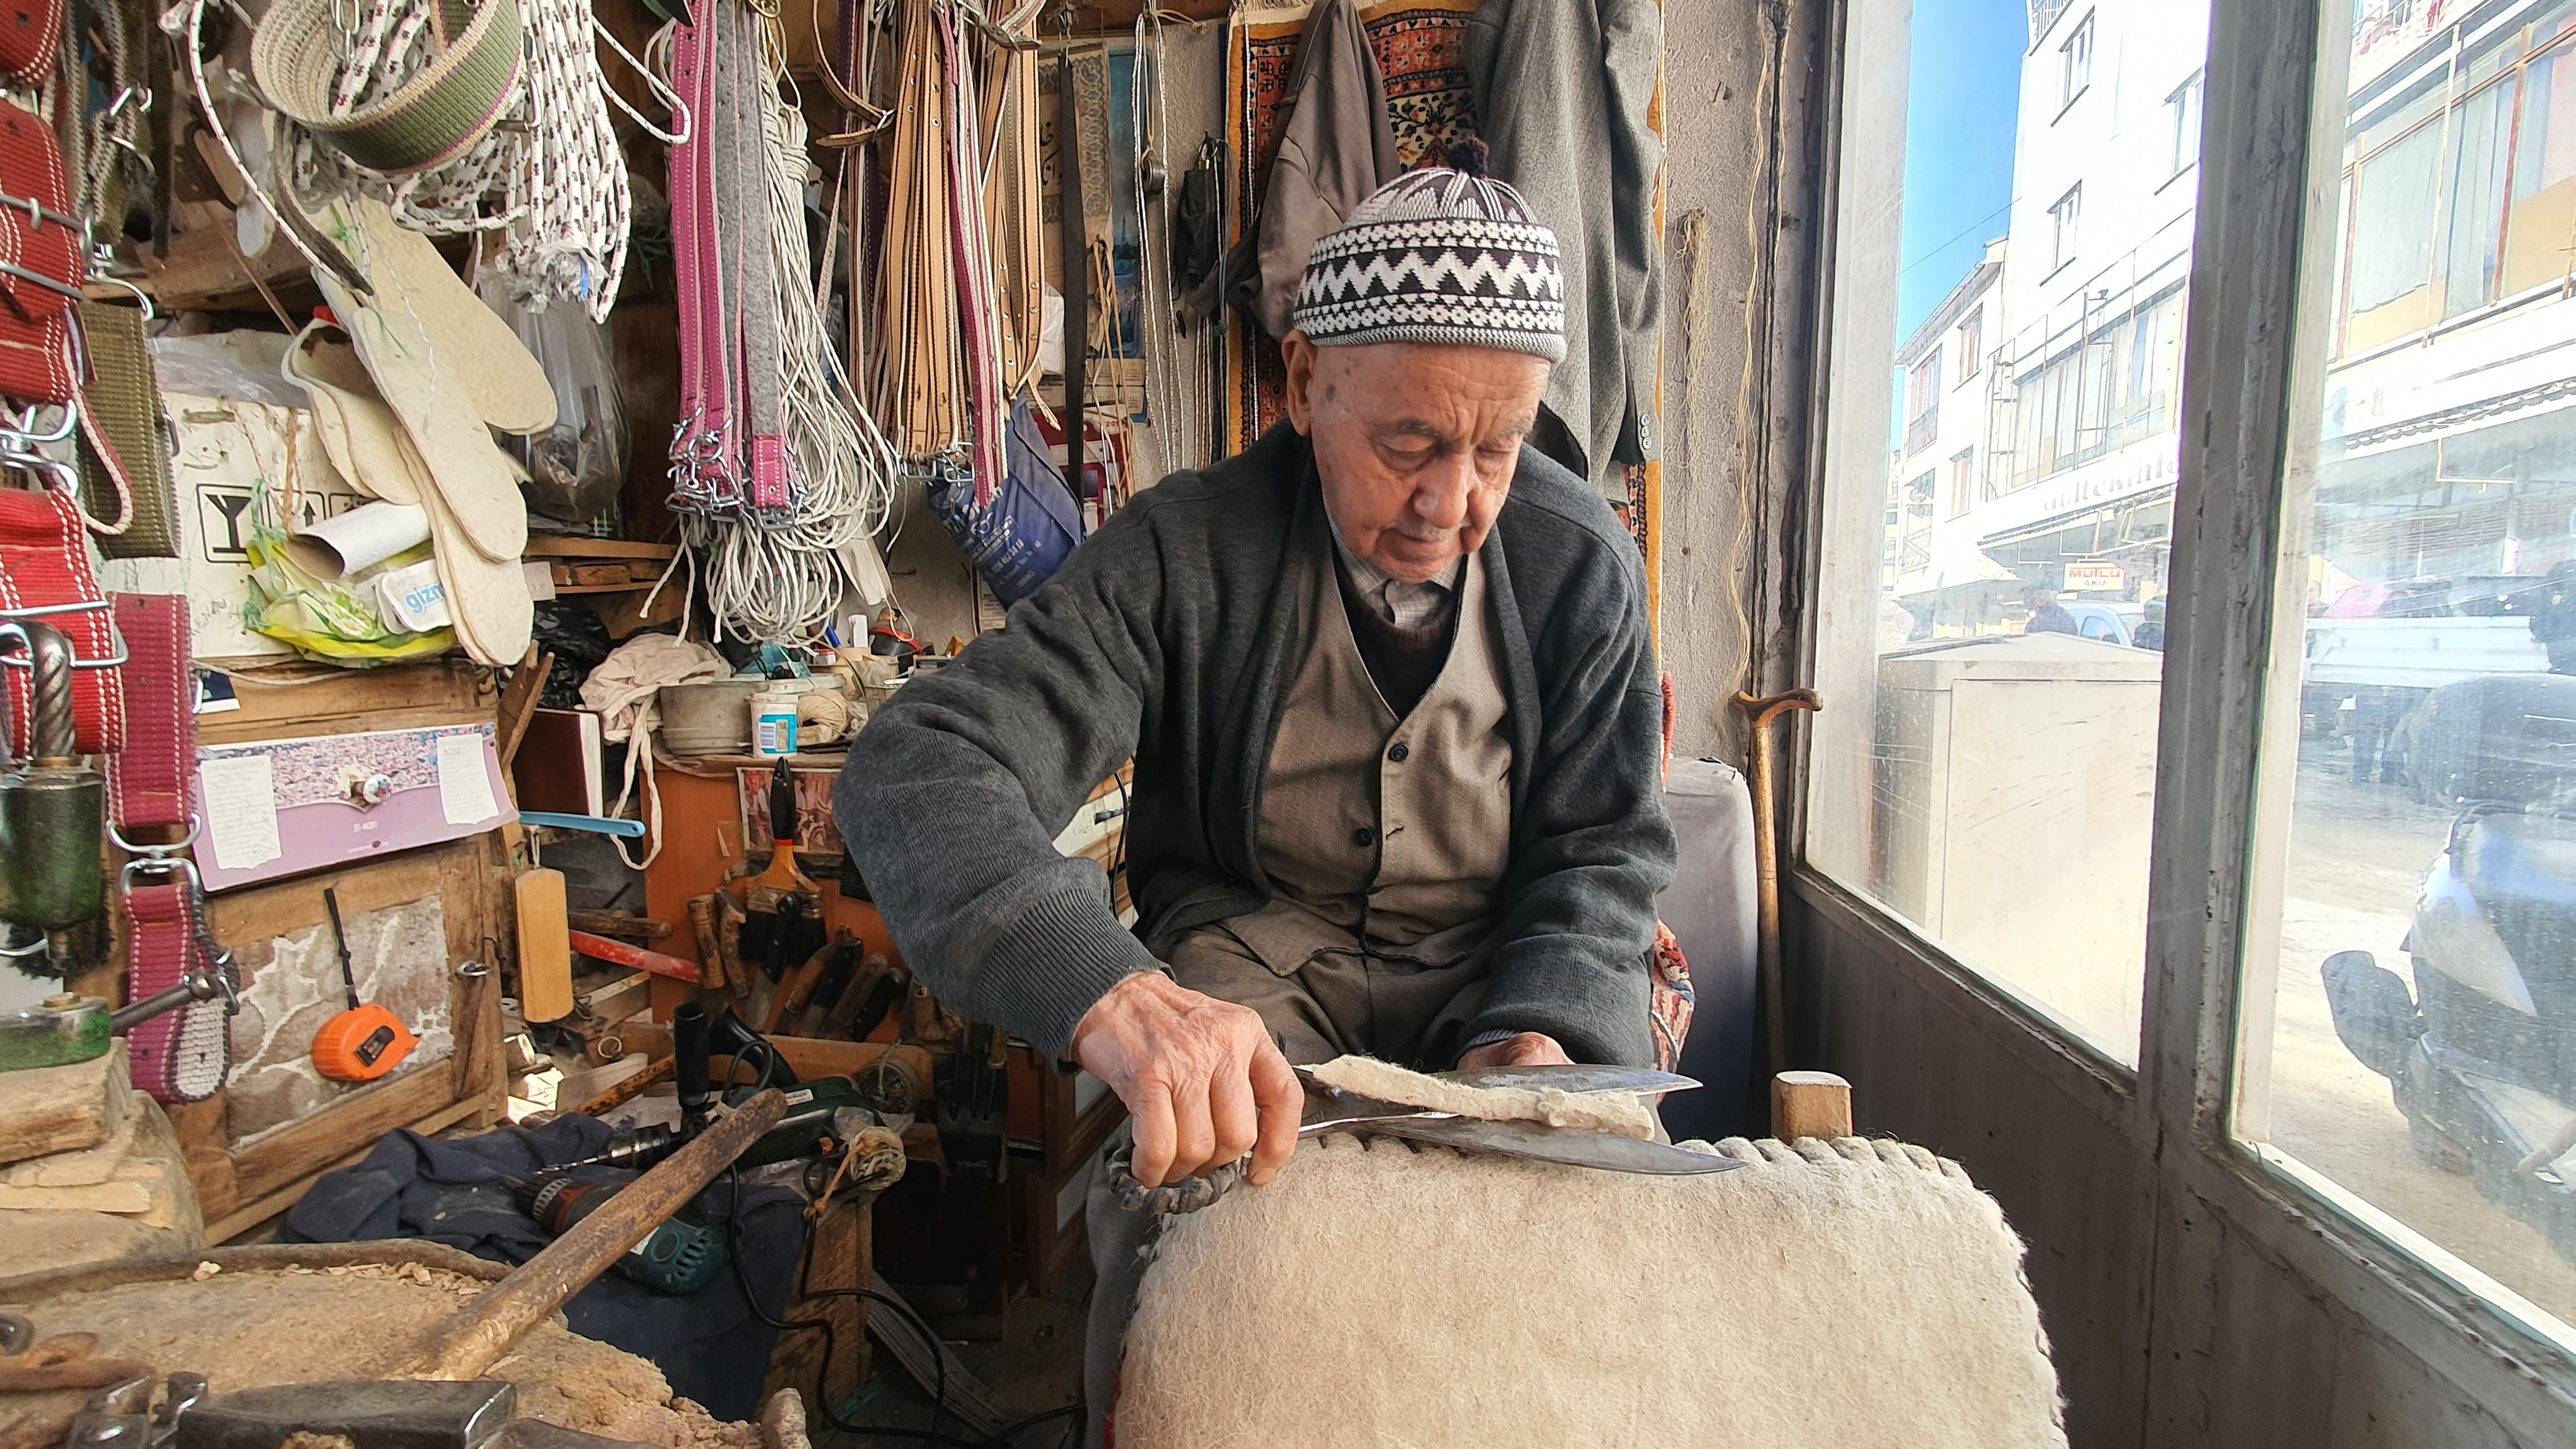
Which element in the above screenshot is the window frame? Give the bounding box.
[2047,183,2083,277]
[1954,307,1983,385]
[1789,0,2576,1420]
[2057,11,2095,119]
[2167,68,2206,180]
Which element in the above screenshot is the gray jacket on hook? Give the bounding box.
[1227,0,1404,339]
[1469,0,1665,499]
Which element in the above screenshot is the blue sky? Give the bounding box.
[1894,0,2027,347]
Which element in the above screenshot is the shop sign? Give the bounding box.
[2063,562,2126,593]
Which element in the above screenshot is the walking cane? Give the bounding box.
[1732,689,1822,1079]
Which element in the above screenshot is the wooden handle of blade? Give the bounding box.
[400,1088,789,1382]
[688,896,726,991]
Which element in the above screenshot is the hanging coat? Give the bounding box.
[1467,0,1664,499]
[1228,0,1404,340]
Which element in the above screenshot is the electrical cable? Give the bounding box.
[721,1167,1082,1447]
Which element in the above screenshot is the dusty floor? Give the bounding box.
[817,1270,1088,1449]
[2265,749,2576,1332]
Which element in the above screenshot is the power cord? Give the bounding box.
[722,1167,1082,1448]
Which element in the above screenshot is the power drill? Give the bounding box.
[516,1172,729,1296]
[572,1004,907,1175]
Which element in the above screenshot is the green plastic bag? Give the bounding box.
[241,477,456,665]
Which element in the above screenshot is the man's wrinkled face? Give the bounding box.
[1281,333,1550,584]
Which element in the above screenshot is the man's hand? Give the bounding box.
[1456,1031,1573,1070]
[1071,973,1303,1188]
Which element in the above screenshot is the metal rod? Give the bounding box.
[400,1088,788,1382]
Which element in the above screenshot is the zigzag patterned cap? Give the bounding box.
[1292,138,1567,364]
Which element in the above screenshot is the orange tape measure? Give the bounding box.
[311,887,418,1083]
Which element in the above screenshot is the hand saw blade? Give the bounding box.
[1350,1115,1741,1176]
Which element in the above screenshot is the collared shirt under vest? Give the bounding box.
[1171,504,1515,1062]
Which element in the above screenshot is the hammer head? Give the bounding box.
[171,1381,517,1449]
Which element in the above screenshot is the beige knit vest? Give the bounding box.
[1251,515,1513,954]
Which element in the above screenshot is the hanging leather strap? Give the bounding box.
[121,874,228,1104]
[110,594,228,1105]
[105,594,185,830]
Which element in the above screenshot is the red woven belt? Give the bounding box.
[111,594,228,1104]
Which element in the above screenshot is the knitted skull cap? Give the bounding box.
[1292,138,1568,364]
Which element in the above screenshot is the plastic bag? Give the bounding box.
[928,393,1083,609]
[242,478,456,665]
[480,283,629,523]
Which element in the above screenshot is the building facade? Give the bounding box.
[1889,0,2211,636]
[2317,0,2576,603]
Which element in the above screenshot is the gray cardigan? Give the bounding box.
[832,425,1676,1065]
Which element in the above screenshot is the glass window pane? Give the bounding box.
[2443,78,2515,319]
[1807,0,2208,1067]
[2504,42,2576,296]
[2239,1,2576,1349]
[2347,121,2443,349]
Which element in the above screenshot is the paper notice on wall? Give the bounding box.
[435,732,499,825]
[198,755,282,871]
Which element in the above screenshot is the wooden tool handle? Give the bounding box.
[687,895,726,992]
[766,941,835,1033]
[567,930,703,985]
[400,1088,789,1382]
[515,870,573,1024]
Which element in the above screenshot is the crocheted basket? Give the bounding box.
[252,0,525,178]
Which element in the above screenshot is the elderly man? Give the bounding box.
[835,158,1674,1426]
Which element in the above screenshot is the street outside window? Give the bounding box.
[1809,0,2200,1067]
[2235,0,2576,1358]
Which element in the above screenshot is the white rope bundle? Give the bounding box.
[675,20,899,645]
[290,0,674,319]
[489,0,649,318]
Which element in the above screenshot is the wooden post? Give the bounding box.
[1770,1070,1853,1142]
[763,1195,874,1410]
[402,1089,789,1381]
[1056,40,1086,494]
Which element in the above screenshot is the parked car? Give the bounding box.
[2059,602,2146,648]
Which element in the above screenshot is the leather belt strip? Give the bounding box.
[110,594,228,1105]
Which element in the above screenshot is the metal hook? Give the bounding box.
[92,273,154,324]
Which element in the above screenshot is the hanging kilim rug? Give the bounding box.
[1225,0,1483,455]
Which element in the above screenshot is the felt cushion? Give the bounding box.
[1119,1133,2067,1449]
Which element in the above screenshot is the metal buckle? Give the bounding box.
[0,601,130,673]
[119,853,202,894]
[108,812,201,858]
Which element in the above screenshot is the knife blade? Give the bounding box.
[1351,1115,1740,1175]
[1429,1063,1699,1096]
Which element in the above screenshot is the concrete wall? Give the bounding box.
[1656,2,1772,763]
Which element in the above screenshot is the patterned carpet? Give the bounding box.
[1224,0,1483,453]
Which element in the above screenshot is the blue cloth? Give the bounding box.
[281,1115,801,1422]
